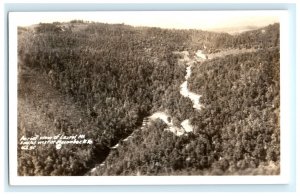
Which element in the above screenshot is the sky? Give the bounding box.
[12,11,281,32]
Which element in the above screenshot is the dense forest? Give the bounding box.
[17,21,280,176]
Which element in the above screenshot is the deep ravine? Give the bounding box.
[86,50,207,175]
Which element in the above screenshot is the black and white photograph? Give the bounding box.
[12,11,282,179]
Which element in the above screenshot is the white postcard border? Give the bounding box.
[9,10,290,185]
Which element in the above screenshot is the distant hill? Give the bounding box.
[210,25,260,34]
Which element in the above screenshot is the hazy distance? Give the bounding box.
[14,11,281,34]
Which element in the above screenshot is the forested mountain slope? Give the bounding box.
[17,21,279,176]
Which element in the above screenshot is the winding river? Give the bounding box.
[87,50,206,175]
